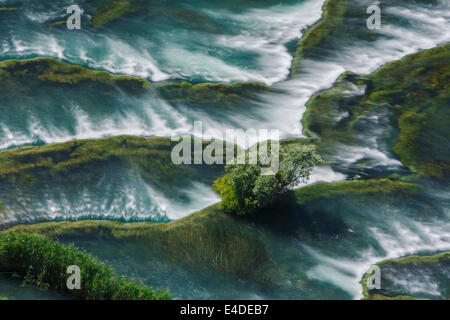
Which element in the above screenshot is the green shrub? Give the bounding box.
[0,232,170,300]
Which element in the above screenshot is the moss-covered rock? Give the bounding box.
[0,135,224,189]
[360,252,450,300]
[293,178,418,206]
[156,81,272,106]
[0,57,270,105]
[290,0,348,77]
[303,44,450,178]
[0,57,150,91]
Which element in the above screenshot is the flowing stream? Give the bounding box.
[0,0,449,299]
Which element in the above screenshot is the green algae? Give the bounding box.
[157,81,273,107]
[0,135,304,191]
[293,178,419,206]
[0,135,224,188]
[91,0,141,28]
[0,202,8,216]
[302,44,450,178]
[48,19,68,30]
[0,6,20,12]
[378,252,450,266]
[360,252,450,300]
[0,57,150,90]
[0,57,271,105]
[290,0,348,77]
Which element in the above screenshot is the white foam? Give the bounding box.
[88,36,169,81]
[0,173,219,226]
[334,145,402,168]
[295,166,346,188]
[146,182,220,220]
[391,277,441,297]
[306,215,450,299]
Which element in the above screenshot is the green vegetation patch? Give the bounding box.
[293,178,418,206]
[91,0,142,28]
[303,44,450,178]
[290,0,349,76]
[0,232,170,300]
[157,81,272,107]
[0,135,224,188]
[5,204,272,284]
[0,57,270,105]
[0,57,149,89]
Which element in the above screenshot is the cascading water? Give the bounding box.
[0,0,449,300]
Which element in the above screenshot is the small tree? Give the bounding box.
[213,144,322,215]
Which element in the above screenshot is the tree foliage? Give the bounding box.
[213,144,322,215]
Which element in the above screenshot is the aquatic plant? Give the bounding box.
[0,232,170,300]
[4,204,273,285]
[0,57,270,105]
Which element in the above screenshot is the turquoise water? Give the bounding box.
[0,0,449,299]
[57,180,449,299]
[1,0,448,224]
[0,274,67,300]
[1,0,321,84]
[377,252,449,299]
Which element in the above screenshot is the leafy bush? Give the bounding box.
[0,232,170,300]
[213,144,322,215]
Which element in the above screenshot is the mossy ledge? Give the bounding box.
[0,57,150,90]
[0,232,170,300]
[4,204,273,285]
[0,6,20,12]
[302,44,450,178]
[91,0,141,28]
[0,57,271,103]
[293,178,418,206]
[290,0,348,77]
[0,135,224,188]
[360,252,450,300]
